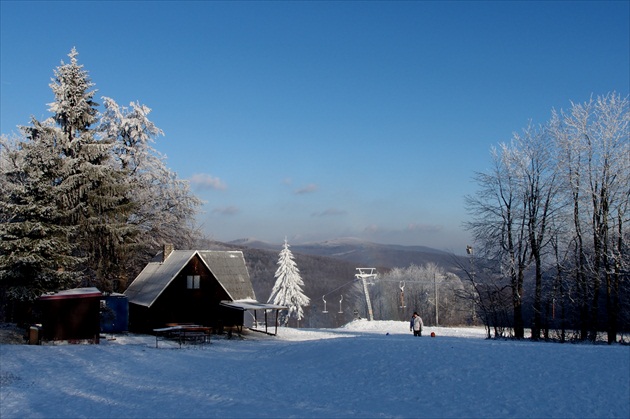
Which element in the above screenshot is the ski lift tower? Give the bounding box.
[355,268,376,321]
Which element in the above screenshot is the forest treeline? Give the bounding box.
[464,93,629,344]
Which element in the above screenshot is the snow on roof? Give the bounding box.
[39,287,102,300]
[220,300,287,311]
[124,250,255,308]
[198,251,255,302]
[124,250,196,307]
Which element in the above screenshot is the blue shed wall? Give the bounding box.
[100,295,129,333]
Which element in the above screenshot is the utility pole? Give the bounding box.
[467,245,476,323]
[434,272,439,326]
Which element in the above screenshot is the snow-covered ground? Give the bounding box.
[1,320,628,418]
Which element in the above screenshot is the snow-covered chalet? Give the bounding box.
[124,245,284,334]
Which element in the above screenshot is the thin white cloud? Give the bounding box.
[294,183,318,195]
[190,173,227,191]
[405,223,443,233]
[311,208,347,217]
[212,206,239,215]
[363,224,380,234]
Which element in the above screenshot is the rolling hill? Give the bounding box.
[228,237,466,271]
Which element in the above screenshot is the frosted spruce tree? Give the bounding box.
[268,238,310,327]
[0,48,203,320]
[0,122,82,320]
[47,48,135,292]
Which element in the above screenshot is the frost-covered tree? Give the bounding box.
[466,142,531,339]
[552,93,629,343]
[268,238,310,326]
[466,93,629,342]
[48,47,99,148]
[510,123,560,340]
[47,49,136,292]
[0,122,82,322]
[0,48,204,320]
[99,97,202,273]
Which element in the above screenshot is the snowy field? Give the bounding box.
[1,320,628,419]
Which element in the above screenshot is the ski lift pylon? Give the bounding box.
[338,295,344,314]
[322,295,328,313]
[356,267,377,285]
[355,268,376,321]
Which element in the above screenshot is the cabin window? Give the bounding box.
[186,275,200,289]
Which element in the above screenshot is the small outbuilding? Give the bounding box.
[124,246,284,334]
[38,287,103,343]
[100,293,129,333]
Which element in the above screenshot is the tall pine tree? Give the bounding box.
[1,48,204,321]
[48,48,136,292]
[0,120,81,322]
[268,238,310,326]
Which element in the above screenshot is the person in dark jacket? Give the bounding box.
[410,312,423,336]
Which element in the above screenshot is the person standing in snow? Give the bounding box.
[410,312,423,337]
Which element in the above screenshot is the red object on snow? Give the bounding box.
[430,332,436,337]
[38,287,102,343]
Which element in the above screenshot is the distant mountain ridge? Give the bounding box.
[228,237,462,271]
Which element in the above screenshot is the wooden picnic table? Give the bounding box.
[153,325,211,348]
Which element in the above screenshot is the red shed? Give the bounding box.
[38,287,102,343]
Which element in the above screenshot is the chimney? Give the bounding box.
[163,244,174,262]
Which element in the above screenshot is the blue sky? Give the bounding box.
[1,1,628,251]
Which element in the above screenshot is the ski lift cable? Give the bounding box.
[374,279,443,284]
[321,278,358,298]
[324,278,439,293]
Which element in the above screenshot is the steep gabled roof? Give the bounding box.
[198,251,255,301]
[124,250,256,308]
[124,250,196,307]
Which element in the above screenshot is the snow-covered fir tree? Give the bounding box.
[0,121,82,318]
[47,48,136,292]
[268,238,310,326]
[0,48,203,320]
[48,48,99,146]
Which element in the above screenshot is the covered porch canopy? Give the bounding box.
[220,300,287,336]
